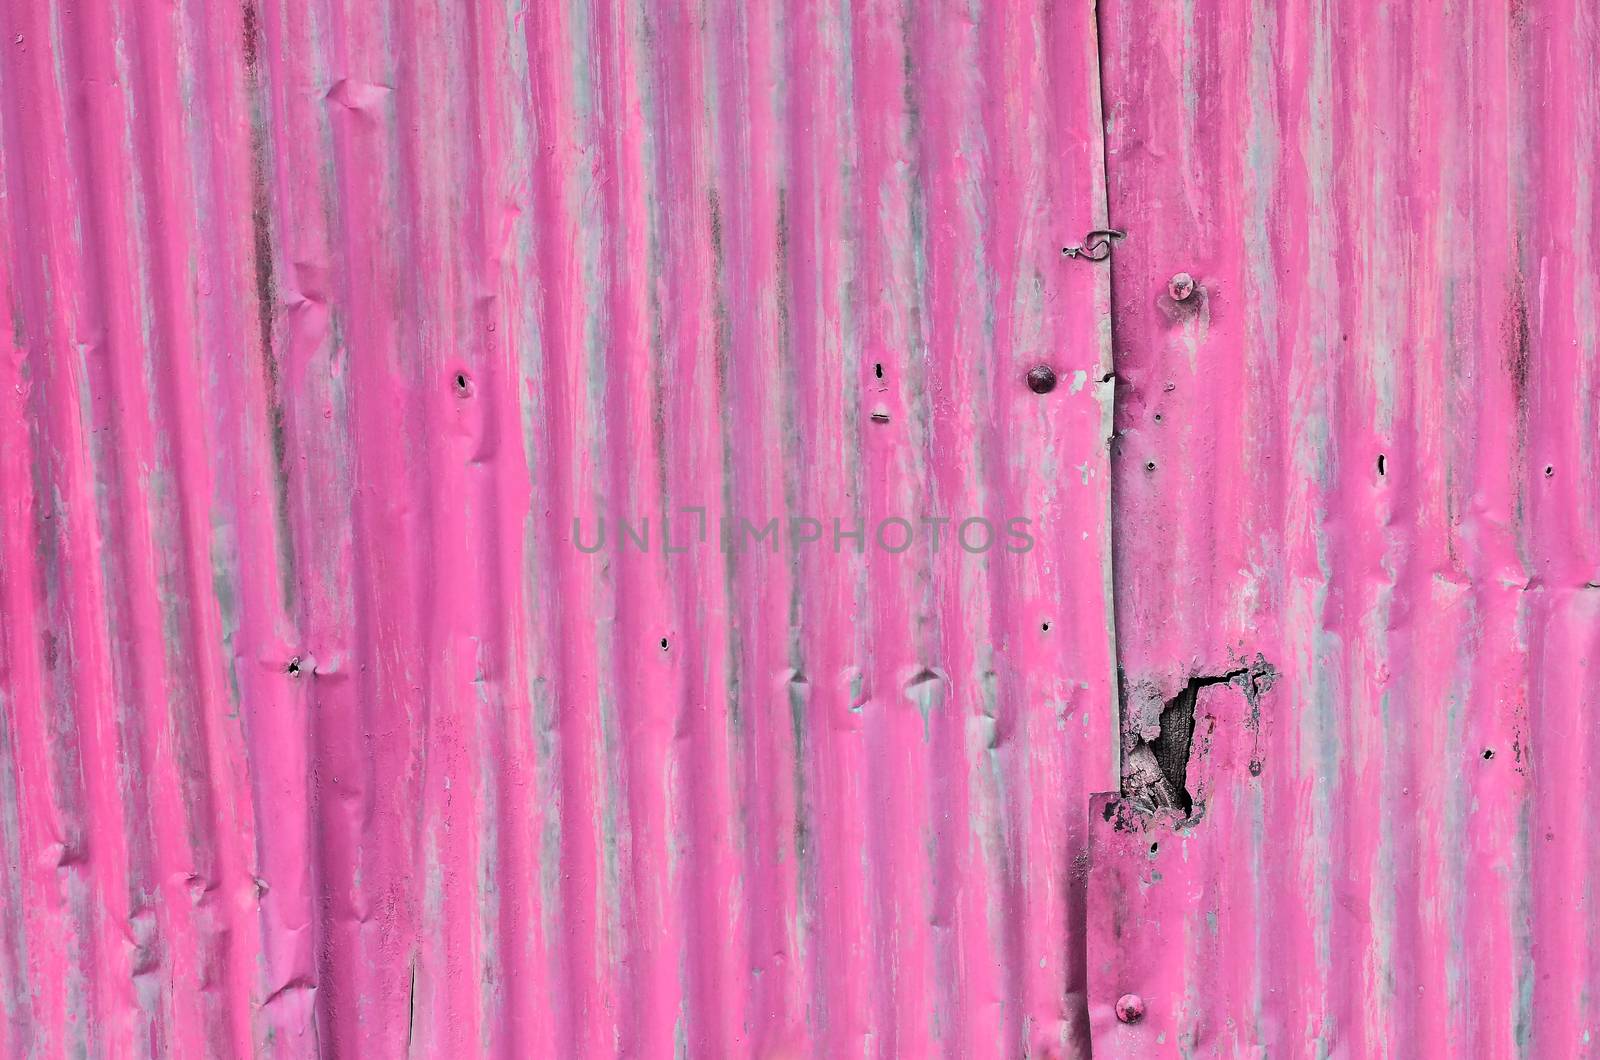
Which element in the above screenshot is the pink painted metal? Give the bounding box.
[0,0,1116,1055]
[5,0,1598,1054]
[1094,0,1600,1056]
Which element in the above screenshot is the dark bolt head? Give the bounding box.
[1026,365,1058,394]
[1115,993,1146,1024]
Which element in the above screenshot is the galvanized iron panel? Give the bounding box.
[1095,0,1600,1055]
[0,0,1114,1055]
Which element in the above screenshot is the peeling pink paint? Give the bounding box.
[2,0,1597,1055]
[0,0,1114,1055]
[1094,0,1600,1055]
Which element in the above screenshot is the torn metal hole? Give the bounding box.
[1120,656,1275,819]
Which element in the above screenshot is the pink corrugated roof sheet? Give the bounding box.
[0,0,1112,1055]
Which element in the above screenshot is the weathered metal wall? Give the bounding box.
[0,0,1117,1056]
[1093,0,1600,1056]
[4,0,1598,1055]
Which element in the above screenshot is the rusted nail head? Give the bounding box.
[1115,993,1145,1024]
[1168,272,1195,302]
[1027,365,1058,394]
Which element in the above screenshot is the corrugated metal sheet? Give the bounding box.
[0,0,1117,1055]
[4,0,1597,1055]
[1093,0,1600,1056]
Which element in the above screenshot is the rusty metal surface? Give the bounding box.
[1094,0,1600,1055]
[0,0,1116,1055]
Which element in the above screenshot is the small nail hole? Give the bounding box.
[1149,841,1159,854]
[1545,465,1555,478]
[874,362,884,379]
[1153,413,1163,423]
[1378,454,1386,476]
[1144,460,1156,472]
[286,657,302,677]
[660,638,669,651]
[1483,748,1495,760]
[1041,621,1051,632]
[454,372,471,395]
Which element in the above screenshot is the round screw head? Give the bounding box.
[1115,993,1145,1024]
[1026,365,1058,394]
[1168,272,1195,302]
